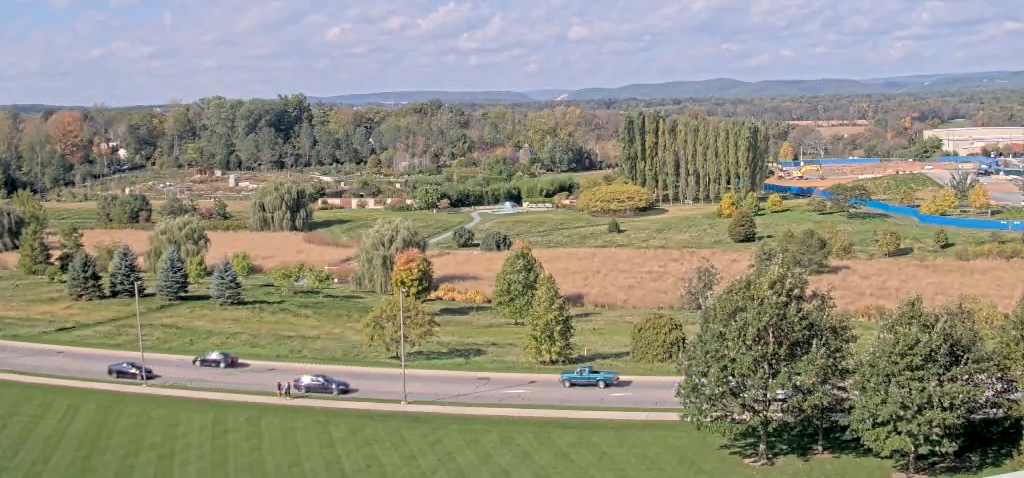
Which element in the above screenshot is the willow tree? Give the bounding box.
[249,180,314,232]
[353,218,427,294]
[145,215,210,272]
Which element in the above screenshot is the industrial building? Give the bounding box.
[923,127,1024,156]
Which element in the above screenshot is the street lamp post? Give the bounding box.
[399,288,408,404]
[134,282,147,386]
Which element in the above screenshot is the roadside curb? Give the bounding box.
[0,340,681,383]
[0,372,680,421]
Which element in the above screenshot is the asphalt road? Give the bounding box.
[922,169,1022,205]
[0,341,681,409]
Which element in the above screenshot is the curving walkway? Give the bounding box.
[428,210,482,244]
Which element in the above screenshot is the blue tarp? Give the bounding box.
[776,158,881,168]
[762,184,1024,231]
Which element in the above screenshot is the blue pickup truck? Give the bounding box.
[558,365,620,389]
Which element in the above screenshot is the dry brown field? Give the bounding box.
[3,229,1020,313]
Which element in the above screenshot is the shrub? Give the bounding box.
[755,229,832,274]
[680,260,719,310]
[429,284,490,304]
[413,185,445,210]
[577,184,653,216]
[808,197,828,212]
[716,192,738,218]
[112,193,153,224]
[353,218,427,294]
[45,264,64,283]
[727,209,757,243]
[452,226,474,248]
[209,259,243,306]
[212,197,231,220]
[766,193,784,213]
[230,252,254,278]
[187,255,208,284]
[160,197,197,218]
[607,219,621,234]
[630,313,687,364]
[305,267,333,297]
[66,251,104,301]
[479,231,512,251]
[391,248,434,301]
[897,188,916,205]
[96,195,118,224]
[356,199,368,209]
[876,228,902,257]
[249,180,314,232]
[822,226,854,260]
[742,192,760,215]
[270,263,307,293]
[934,228,950,249]
[919,188,958,216]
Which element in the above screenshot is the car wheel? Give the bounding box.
[596,380,607,389]
[219,361,226,369]
[298,386,306,394]
[562,380,572,388]
[332,388,339,396]
[108,370,115,378]
[194,360,201,367]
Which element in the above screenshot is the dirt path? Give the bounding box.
[0,372,680,421]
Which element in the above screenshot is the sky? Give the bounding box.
[2,0,1023,105]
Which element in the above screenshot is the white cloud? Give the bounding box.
[3,0,1024,104]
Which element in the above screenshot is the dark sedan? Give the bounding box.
[192,351,239,368]
[107,362,155,380]
[293,374,351,396]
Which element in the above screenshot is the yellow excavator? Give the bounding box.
[791,165,822,180]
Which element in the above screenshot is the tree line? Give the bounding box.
[618,111,779,203]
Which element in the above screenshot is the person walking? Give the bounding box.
[276,381,283,398]
[284,381,292,400]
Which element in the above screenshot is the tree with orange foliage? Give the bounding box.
[391,248,433,300]
[47,110,85,164]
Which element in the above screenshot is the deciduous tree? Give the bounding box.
[362,295,439,358]
[629,313,686,364]
[680,260,719,310]
[493,241,544,326]
[353,218,427,294]
[848,296,1014,475]
[249,180,314,232]
[17,222,49,275]
[0,206,24,252]
[146,215,210,272]
[876,228,902,257]
[391,248,433,300]
[969,184,991,210]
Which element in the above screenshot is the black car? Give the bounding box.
[107,362,155,380]
[293,374,351,396]
[192,351,239,368]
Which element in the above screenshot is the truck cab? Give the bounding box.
[559,365,620,389]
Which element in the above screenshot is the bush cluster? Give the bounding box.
[577,184,654,216]
[629,313,687,364]
[428,284,490,304]
[479,231,512,251]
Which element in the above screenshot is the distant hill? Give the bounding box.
[305,71,1024,106]
[310,90,532,106]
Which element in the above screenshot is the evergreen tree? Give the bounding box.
[727,209,757,243]
[524,272,575,365]
[0,206,24,252]
[107,244,144,298]
[66,250,104,301]
[17,222,49,275]
[209,259,243,306]
[493,241,544,326]
[157,246,189,300]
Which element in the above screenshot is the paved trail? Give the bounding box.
[429,210,482,244]
[0,372,680,421]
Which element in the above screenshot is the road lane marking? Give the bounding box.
[610,393,632,396]
[502,390,531,393]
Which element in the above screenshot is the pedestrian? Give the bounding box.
[284,381,291,400]
[276,381,283,398]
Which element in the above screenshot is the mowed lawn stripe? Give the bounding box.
[0,380,996,478]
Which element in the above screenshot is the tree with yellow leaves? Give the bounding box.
[391,248,433,301]
[919,188,958,216]
[779,141,795,161]
[968,185,991,211]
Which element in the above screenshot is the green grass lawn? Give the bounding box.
[471,200,995,258]
[0,271,690,375]
[311,209,471,244]
[0,381,944,478]
[846,173,941,200]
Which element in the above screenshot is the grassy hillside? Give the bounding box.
[845,173,941,200]
[0,381,950,478]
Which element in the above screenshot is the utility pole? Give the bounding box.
[400,288,408,404]
[134,282,147,386]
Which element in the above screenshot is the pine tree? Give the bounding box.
[17,222,49,275]
[493,241,544,326]
[525,272,575,365]
[157,246,189,301]
[108,244,144,298]
[209,259,243,306]
[66,250,104,301]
